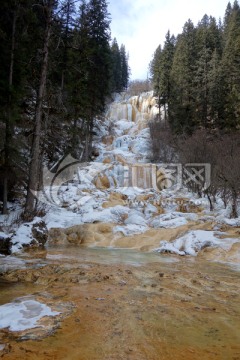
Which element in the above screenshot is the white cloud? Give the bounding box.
[108,0,228,79]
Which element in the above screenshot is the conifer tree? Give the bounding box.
[58,0,76,94]
[65,0,112,159]
[0,0,19,213]
[110,38,122,93]
[0,0,38,213]
[194,15,222,127]
[170,20,197,133]
[159,31,175,121]
[120,44,130,90]
[25,0,57,215]
[221,1,240,129]
[0,0,131,211]
[149,44,162,101]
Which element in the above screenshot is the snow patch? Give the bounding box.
[150,212,198,228]
[82,205,129,224]
[155,230,239,256]
[0,297,59,332]
[114,224,148,236]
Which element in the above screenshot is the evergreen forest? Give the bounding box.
[149,1,240,133]
[149,1,240,218]
[0,0,130,215]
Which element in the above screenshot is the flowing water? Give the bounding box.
[0,246,240,360]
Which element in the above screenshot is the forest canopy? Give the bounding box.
[149,0,240,133]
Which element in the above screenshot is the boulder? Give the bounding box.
[31,221,48,247]
[48,228,67,245]
[94,174,111,189]
[0,235,11,255]
[48,223,114,246]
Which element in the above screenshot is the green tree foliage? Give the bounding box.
[221,1,240,128]
[66,0,112,160]
[149,44,162,100]
[160,32,175,119]
[0,0,130,213]
[110,38,122,92]
[110,39,130,93]
[0,0,43,213]
[149,1,240,216]
[149,0,240,133]
[170,20,197,133]
[194,15,223,127]
[119,44,130,90]
[149,31,175,121]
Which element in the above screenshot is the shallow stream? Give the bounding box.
[0,246,240,359]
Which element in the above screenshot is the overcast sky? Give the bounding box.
[107,0,229,80]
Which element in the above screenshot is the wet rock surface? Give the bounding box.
[0,249,240,360]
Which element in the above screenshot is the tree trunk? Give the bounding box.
[88,118,94,158]
[25,2,53,215]
[207,193,214,211]
[230,188,238,219]
[3,6,18,214]
[61,0,70,94]
[84,120,90,161]
[163,102,167,125]
[158,95,161,121]
[3,177,8,215]
[222,183,228,209]
[71,116,78,157]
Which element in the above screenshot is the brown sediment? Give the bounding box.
[102,192,128,209]
[48,219,214,250]
[0,249,240,360]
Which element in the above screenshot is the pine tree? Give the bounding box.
[64,0,112,160]
[208,49,225,127]
[25,0,58,215]
[194,15,222,127]
[120,44,130,90]
[110,38,122,93]
[149,44,162,100]
[0,0,131,212]
[0,0,38,213]
[224,1,233,28]
[149,0,240,133]
[80,0,112,159]
[159,31,175,121]
[149,32,175,121]
[170,20,197,133]
[58,0,76,94]
[0,1,19,214]
[57,0,88,159]
[221,1,240,129]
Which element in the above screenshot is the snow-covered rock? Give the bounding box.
[150,212,198,229]
[155,230,239,256]
[10,218,48,254]
[113,224,148,236]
